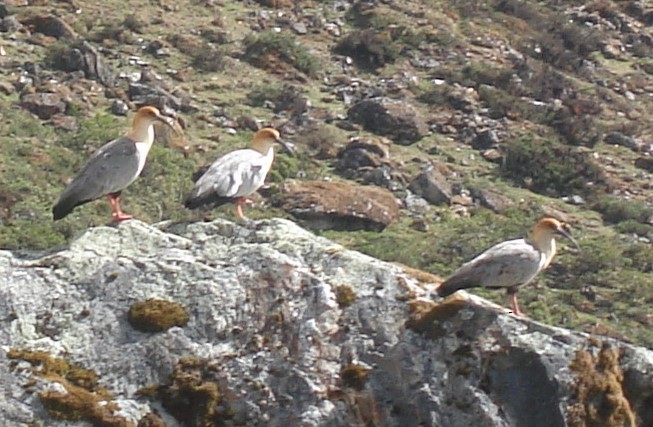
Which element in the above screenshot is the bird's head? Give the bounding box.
[251,128,295,155]
[533,218,580,250]
[133,106,177,131]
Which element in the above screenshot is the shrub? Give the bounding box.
[334,29,397,70]
[591,196,653,224]
[243,32,319,76]
[501,134,604,196]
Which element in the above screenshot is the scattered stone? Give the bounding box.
[20,92,66,119]
[0,15,22,33]
[49,114,78,131]
[348,97,428,145]
[50,41,114,86]
[0,80,14,95]
[472,129,500,150]
[634,157,653,172]
[278,180,400,230]
[336,136,391,171]
[481,148,503,163]
[410,218,429,232]
[470,187,514,213]
[409,165,452,205]
[291,22,307,35]
[22,14,77,39]
[604,131,639,150]
[111,99,130,116]
[404,192,430,214]
[129,82,193,113]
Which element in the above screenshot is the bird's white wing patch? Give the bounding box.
[194,149,267,199]
[452,239,543,288]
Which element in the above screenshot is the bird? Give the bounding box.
[184,127,294,220]
[52,106,178,222]
[436,217,579,316]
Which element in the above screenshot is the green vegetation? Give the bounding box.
[7,349,128,425]
[243,31,319,76]
[501,134,604,196]
[340,364,370,391]
[140,356,232,425]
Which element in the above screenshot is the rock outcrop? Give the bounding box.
[1,219,652,426]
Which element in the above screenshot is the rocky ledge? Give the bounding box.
[1,219,652,426]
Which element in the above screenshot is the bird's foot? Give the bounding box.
[242,198,254,206]
[111,212,133,222]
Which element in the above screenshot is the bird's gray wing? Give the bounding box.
[444,239,543,290]
[192,149,262,199]
[58,137,141,204]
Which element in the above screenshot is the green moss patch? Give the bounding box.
[405,297,468,339]
[138,356,232,426]
[127,299,189,333]
[335,285,357,308]
[567,343,636,427]
[7,349,128,425]
[341,364,370,391]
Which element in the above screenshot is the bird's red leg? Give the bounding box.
[107,194,132,222]
[510,292,523,316]
[234,198,246,220]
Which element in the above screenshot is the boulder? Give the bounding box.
[20,92,66,119]
[1,220,653,426]
[278,180,400,230]
[409,165,452,205]
[348,97,428,145]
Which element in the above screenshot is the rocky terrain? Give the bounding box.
[0,0,652,395]
[2,219,653,426]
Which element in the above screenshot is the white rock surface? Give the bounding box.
[1,219,651,426]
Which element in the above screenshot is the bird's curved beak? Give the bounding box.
[155,112,180,133]
[276,136,296,156]
[556,226,580,251]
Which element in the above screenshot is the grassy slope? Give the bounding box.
[0,0,652,346]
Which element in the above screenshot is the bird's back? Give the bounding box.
[185,148,273,208]
[53,137,140,219]
[438,238,543,297]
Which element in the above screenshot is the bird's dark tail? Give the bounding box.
[184,193,232,210]
[437,277,478,298]
[52,199,75,220]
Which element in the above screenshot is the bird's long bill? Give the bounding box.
[277,139,296,156]
[556,227,580,251]
[156,114,181,133]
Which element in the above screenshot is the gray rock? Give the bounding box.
[634,157,653,172]
[605,131,639,150]
[291,22,308,35]
[19,92,66,119]
[409,165,452,205]
[111,99,130,116]
[470,187,515,213]
[348,97,428,145]
[1,219,652,426]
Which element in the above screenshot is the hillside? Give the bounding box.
[0,0,652,350]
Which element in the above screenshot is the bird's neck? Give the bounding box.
[127,118,155,147]
[250,141,275,157]
[528,229,557,267]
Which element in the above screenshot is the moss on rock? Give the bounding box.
[335,285,357,308]
[127,299,189,333]
[567,342,637,427]
[341,364,370,391]
[7,349,128,426]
